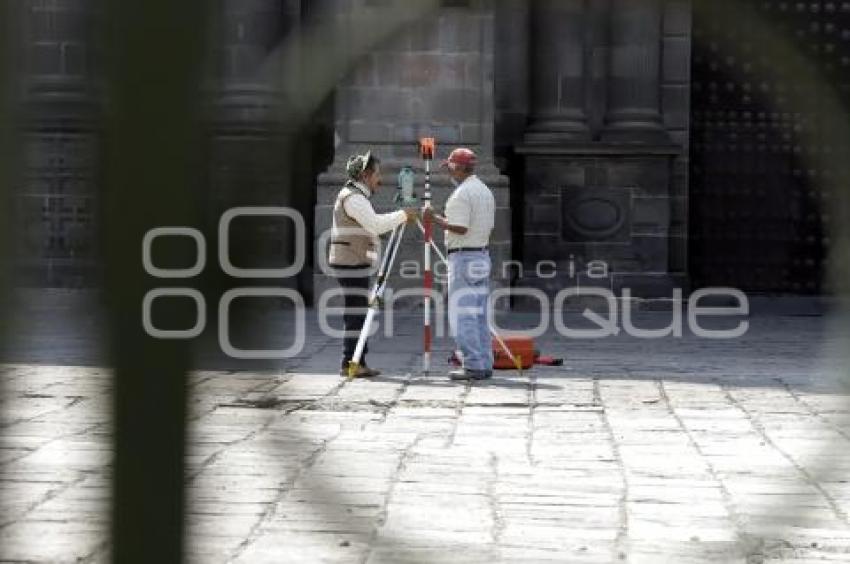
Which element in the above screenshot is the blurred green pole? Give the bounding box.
[0,0,20,488]
[0,2,10,540]
[101,1,209,562]
[0,0,17,312]
[0,0,22,550]
[0,0,21,399]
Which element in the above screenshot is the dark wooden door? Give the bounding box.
[689,0,850,293]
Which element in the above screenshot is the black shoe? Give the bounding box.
[474,370,493,380]
[449,368,491,381]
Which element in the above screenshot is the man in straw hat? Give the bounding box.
[328,151,418,377]
[424,148,496,380]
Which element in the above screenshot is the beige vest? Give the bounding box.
[328,182,378,267]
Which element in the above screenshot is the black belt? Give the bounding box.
[329,263,371,269]
[447,247,488,255]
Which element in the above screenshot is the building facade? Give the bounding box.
[13,0,843,298]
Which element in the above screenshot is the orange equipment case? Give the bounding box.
[492,335,535,370]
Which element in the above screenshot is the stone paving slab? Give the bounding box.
[3,296,850,562]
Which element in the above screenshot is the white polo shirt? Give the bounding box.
[444,174,495,249]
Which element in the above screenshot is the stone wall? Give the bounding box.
[519,146,682,297]
[208,0,301,285]
[661,0,692,283]
[314,0,511,304]
[18,0,100,286]
[513,0,692,299]
[12,0,692,302]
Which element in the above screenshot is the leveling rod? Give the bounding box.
[420,137,435,373]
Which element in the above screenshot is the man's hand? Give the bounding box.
[423,206,440,225]
[425,207,467,235]
[403,207,419,224]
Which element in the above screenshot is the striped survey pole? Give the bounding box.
[419,137,435,373]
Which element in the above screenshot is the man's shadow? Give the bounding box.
[366,373,563,390]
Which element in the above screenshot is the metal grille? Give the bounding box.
[689,0,850,294]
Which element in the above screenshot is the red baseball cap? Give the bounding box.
[441,147,477,169]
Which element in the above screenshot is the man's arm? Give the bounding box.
[425,208,468,235]
[427,193,471,235]
[343,194,407,235]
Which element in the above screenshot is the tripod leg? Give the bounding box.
[489,321,524,374]
[417,218,448,264]
[381,223,406,287]
[369,225,399,303]
[348,223,407,378]
[348,307,377,378]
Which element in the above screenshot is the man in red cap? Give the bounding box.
[425,148,496,380]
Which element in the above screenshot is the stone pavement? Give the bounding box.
[3,292,850,562]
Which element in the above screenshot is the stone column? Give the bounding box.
[19,0,100,286]
[602,0,669,143]
[524,0,590,144]
[517,1,691,300]
[209,0,300,279]
[314,2,511,301]
[494,0,531,149]
[213,0,298,130]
